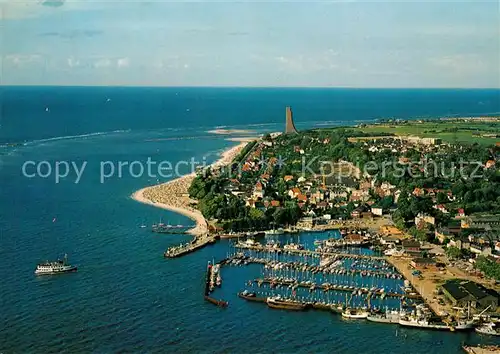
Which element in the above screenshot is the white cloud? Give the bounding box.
[93,58,112,68]
[4,54,43,66]
[67,57,80,68]
[117,57,130,68]
[427,54,485,73]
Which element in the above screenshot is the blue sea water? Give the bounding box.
[0,87,499,353]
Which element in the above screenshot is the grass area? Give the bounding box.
[318,119,500,145]
[351,121,500,145]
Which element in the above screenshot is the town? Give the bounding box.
[186,110,500,336]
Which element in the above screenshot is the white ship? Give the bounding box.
[34,254,77,275]
[367,309,404,324]
[476,322,500,336]
[398,305,451,330]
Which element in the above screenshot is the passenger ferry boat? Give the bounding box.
[34,254,77,275]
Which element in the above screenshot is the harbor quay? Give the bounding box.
[164,235,216,258]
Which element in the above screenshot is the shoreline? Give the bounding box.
[131,141,250,236]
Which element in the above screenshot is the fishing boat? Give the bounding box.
[475,322,500,336]
[34,254,77,275]
[266,296,308,311]
[342,308,369,319]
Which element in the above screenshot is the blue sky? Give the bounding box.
[1,1,499,87]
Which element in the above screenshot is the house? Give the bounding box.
[402,240,421,257]
[297,194,307,202]
[462,214,500,230]
[495,241,500,253]
[470,244,492,256]
[380,236,400,246]
[371,207,383,216]
[283,175,294,182]
[442,281,477,308]
[456,208,466,219]
[485,160,496,169]
[415,213,435,226]
[270,200,280,207]
[351,209,361,218]
[316,201,328,209]
[288,187,301,199]
[434,204,448,214]
[442,280,499,310]
[411,257,437,270]
[413,188,424,197]
[435,227,456,244]
[253,181,265,199]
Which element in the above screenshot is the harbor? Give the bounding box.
[195,229,500,338]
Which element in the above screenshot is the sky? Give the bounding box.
[0,0,499,87]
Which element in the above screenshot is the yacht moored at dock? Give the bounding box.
[342,308,369,319]
[475,322,500,336]
[34,254,77,275]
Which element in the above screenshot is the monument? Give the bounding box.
[285,106,298,134]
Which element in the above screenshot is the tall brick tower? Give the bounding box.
[285,106,298,134]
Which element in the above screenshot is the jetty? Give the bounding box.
[235,243,384,260]
[204,261,228,307]
[253,278,422,299]
[164,235,216,258]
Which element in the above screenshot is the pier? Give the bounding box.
[235,244,384,260]
[203,261,228,307]
[253,278,422,299]
[226,256,402,279]
[164,236,216,258]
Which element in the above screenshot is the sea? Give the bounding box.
[0,87,499,353]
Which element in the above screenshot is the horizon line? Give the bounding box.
[1,84,500,90]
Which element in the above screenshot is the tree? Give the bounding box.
[445,246,462,260]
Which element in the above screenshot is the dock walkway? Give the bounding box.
[253,278,422,299]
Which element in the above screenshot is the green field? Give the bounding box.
[324,119,500,145]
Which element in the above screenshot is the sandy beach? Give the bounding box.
[131,142,250,236]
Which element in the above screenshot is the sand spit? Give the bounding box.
[131,142,250,236]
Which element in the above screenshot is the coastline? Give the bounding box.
[131,141,250,236]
